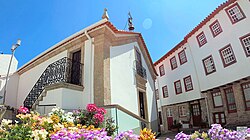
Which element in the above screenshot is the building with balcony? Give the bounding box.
[155,0,250,132]
[4,10,159,133]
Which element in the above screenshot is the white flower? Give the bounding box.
[1,119,12,126]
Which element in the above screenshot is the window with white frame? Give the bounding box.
[196,32,207,47]
[170,56,178,70]
[203,55,216,75]
[209,20,223,37]
[178,50,187,65]
[155,89,159,100]
[224,87,237,113]
[219,44,236,67]
[174,80,182,94]
[241,82,250,110]
[212,90,223,107]
[178,106,186,117]
[184,75,193,92]
[159,64,165,76]
[162,85,168,98]
[240,33,250,57]
[225,3,246,24]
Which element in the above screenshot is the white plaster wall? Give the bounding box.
[39,88,83,110]
[187,0,250,91]
[82,40,94,107]
[110,42,158,131]
[0,73,19,107]
[0,54,18,76]
[110,42,138,115]
[17,51,67,107]
[155,43,202,106]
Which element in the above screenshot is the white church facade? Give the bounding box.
[3,11,159,133]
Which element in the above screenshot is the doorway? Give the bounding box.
[191,103,202,126]
[71,50,81,85]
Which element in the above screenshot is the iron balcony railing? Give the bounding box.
[23,57,83,109]
[135,60,147,79]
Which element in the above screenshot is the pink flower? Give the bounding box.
[18,106,29,114]
[97,108,106,115]
[94,113,104,123]
[86,104,97,113]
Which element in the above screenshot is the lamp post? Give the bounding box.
[2,39,21,105]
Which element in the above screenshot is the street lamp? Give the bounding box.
[2,39,21,105]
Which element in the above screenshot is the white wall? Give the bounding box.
[17,51,67,107]
[155,43,202,106]
[39,88,84,110]
[110,41,158,131]
[187,0,250,91]
[82,39,94,108]
[0,54,18,76]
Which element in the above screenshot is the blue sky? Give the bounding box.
[0,0,226,68]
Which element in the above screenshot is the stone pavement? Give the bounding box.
[156,131,178,140]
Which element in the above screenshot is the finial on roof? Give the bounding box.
[102,8,109,20]
[128,12,134,31]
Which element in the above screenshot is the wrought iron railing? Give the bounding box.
[23,57,83,109]
[135,60,147,79]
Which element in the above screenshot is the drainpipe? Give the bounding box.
[186,42,211,126]
[84,30,94,103]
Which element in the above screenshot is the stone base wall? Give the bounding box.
[206,78,250,127]
[161,98,207,132]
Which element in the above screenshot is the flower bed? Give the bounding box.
[0,104,156,140]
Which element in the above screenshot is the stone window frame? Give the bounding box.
[196,31,207,47]
[224,87,237,113]
[155,89,159,100]
[159,64,165,76]
[162,85,168,98]
[225,3,246,24]
[170,56,178,70]
[241,82,250,110]
[174,80,182,95]
[239,33,250,57]
[178,106,186,117]
[211,89,223,108]
[202,55,216,75]
[219,44,237,67]
[183,75,193,92]
[178,50,187,65]
[209,20,223,37]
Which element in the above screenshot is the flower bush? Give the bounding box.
[0,105,156,139]
[166,124,250,140]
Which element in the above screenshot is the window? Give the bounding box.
[167,108,172,117]
[155,89,159,100]
[219,44,237,67]
[213,112,226,125]
[178,106,186,117]
[159,64,165,76]
[209,20,223,37]
[241,82,250,110]
[178,50,187,65]
[225,3,246,24]
[202,55,216,75]
[174,80,182,94]
[212,90,223,108]
[170,56,178,70]
[240,33,250,57]
[196,32,207,47]
[184,75,193,92]
[224,87,237,113]
[158,112,163,125]
[162,85,168,98]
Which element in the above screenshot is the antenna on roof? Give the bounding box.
[102,8,109,20]
[128,12,135,31]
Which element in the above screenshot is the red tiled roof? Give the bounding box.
[154,0,237,66]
